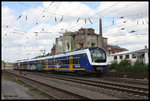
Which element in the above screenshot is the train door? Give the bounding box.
[27,62,29,70]
[46,60,48,70]
[18,62,20,70]
[69,56,73,71]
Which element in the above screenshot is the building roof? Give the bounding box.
[111,48,149,56]
[106,45,128,51]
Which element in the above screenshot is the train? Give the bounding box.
[14,47,108,75]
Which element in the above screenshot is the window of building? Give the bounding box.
[91,43,95,47]
[114,56,117,60]
[132,54,136,58]
[79,43,84,48]
[125,55,129,59]
[108,47,111,50]
[120,55,123,59]
[109,51,112,55]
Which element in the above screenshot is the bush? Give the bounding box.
[109,59,149,73]
[132,60,149,73]
[108,61,117,71]
[115,59,131,72]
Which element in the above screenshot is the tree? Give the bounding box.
[2,60,6,69]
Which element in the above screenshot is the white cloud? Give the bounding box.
[99,2,149,50]
[2,6,21,28]
[98,2,148,18]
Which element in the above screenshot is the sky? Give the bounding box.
[1,1,149,62]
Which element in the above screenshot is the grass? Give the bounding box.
[29,85,37,90]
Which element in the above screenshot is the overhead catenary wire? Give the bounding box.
[4,1,147,32]
[19,2,54,31]
[88,2,121,19]
[102,13,148,31]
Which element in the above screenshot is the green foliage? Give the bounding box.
[30,85,37,90]
[12,77,19,83]
[108,59,148,73]
[132,60,148,73]
[108,61,117,71]
[2,60,6,69]
[115,59,131,72]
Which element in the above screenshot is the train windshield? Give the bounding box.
[89,47,106,63]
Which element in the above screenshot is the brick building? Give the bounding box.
[104,45,128,56]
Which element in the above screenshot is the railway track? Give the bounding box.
[50,72,149,85]
[104,72,149,79]
[24,71,149,98]
[4,70,91,100]
[4,70,149,99]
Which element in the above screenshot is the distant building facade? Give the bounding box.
[104,45,128,55]
[54,28,108,54]
[107,48,149,64]
[51,27,128,55]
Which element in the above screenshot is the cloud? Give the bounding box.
[98,1,149,50]
[2,6,21,28]
[97,2,148,18]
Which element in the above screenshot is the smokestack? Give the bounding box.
[99,19,102,37]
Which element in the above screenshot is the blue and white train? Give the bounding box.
[14,47,108,75]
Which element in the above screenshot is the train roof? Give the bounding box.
[16,47,104,63]
[17,47,88,63]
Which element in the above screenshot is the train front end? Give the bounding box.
[88,47,108,74]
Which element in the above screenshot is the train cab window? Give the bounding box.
[89,47,106,62]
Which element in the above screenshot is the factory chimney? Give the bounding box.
[99,19,102,37]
